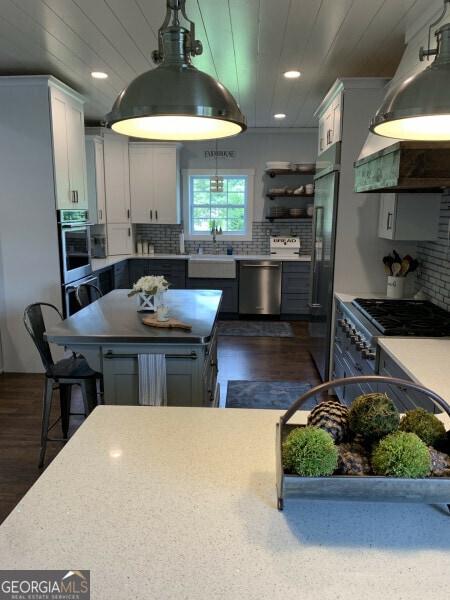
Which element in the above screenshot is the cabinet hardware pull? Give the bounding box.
[387,212,393,230]
[241,263,280,268]
[104,350,198,360]
[155,210,158,220]
[128,228,131,236]
[99,209,102,220]
[150,209,153,220]
[127,209,130,219]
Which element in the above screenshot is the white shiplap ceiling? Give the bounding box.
[0,0,434,129]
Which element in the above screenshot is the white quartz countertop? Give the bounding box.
[92,253,310,270]
[0,406,449,600]
[378,338,450,408]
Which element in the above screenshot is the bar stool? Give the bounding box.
[75,283,103,308]
[23,302,101,467]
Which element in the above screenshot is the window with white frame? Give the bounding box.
[182,169,254,240]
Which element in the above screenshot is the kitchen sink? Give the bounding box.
[188,255,236,278]
[189,254,235,261]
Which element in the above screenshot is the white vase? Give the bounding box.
[386,276,405,299]
[136,292,164,312]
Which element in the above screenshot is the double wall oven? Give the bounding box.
[334,297,450,406]
[57,209,98,317]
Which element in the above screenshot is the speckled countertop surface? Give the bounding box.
[0,406,449,600]
[378,338,450,407]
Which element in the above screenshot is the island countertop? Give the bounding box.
[0,406,448,600]
[45,288,222,345]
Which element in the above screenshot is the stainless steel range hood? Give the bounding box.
[354,140,450,192]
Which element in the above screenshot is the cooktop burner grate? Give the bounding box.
[351,298,450,336]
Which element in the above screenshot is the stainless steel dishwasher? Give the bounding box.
[239,261,282,315]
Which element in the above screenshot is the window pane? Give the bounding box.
[189,174,248,234]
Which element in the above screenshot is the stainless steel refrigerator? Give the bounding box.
[308,142,341,381]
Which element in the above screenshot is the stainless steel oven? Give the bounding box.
[333,297,450,406]
[57,209,94,317]
[63,274,99,318]
[57,209,93,285]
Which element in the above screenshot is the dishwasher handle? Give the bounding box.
[241,263,281,268]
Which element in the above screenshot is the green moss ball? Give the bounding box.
[348,393,400,442]
[399,408,446,447]
[371,431,431,478]
[283,426,338,477]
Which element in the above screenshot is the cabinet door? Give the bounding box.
[129,143,179,224]
[113,261,129,289]
[378,193,440,241]
[85,136,107,224]
[152,146,179,224]
[129,145,153,223]
[330,93,342,145]
[317,91,342,154]
[281,263,310,315]
[378,193,396,239]
[50,86,87,209]
[66,99,88,208]
[107,223,133,255]
[103,134,131,223]
[101,348,206,407]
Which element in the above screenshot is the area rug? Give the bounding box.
[217,320,293,337]
[225,380,317,410]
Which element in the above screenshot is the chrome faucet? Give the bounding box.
[211,219,218,254]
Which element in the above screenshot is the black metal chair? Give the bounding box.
[75,283,103,308]
[23,302,101,468]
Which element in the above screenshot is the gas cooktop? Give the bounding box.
[352,298,450,337]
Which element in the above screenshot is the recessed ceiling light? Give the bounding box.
[284,70,301,79]
[91,71,108,79]
[274,113,286,119]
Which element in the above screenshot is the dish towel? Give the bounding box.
[138,354,167,406]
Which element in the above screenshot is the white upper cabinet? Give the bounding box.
[107,223,133,255]
[129,143,180,224]
[103,132,131,224]
[85,135,106,224]
[317,90,342,155]
[378,192,441,240]
[50,82,87,209]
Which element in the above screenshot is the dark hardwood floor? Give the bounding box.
[0,320,322,524]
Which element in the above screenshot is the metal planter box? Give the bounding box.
[276,376,450,511]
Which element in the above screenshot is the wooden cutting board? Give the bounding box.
[142,315,192,330]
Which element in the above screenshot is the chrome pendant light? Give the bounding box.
[370,0,450,141]
[105,0,247,141]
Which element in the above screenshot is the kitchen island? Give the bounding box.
[44,289,221,407]
[0,406,449,600]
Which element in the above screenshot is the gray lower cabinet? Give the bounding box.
[332,310,376,406]
[186,277,238,314]
[129,258,186,289]
[281,262,310,317]
[113,261,129,289]
[377,348,440,414]
[96,266,114,295]
[101,327,219,407]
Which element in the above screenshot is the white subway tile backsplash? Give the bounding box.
[416,195,450,311]
[134,221,313,257]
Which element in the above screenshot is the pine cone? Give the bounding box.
[308,400,349,444]
[336,442,371,475]
[428,447,450,477]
